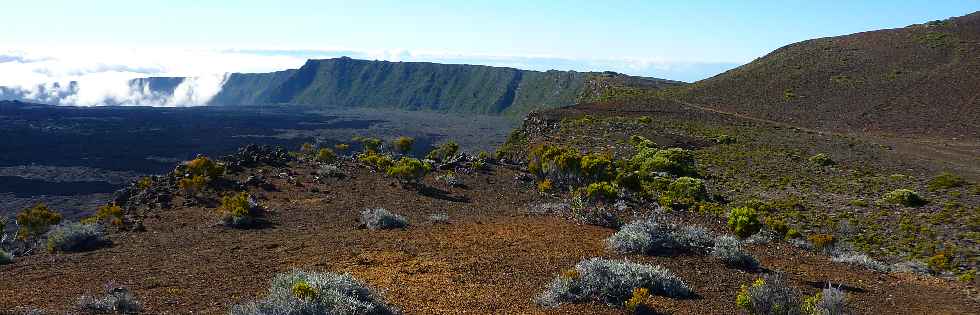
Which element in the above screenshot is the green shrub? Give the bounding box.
[46,222,108,252]
[315,148,336,163]
[631,147,697,177]
[392,136,415,154]
[528,144,582,182]
[580,153,615,182]
[91,204,124,226]
[715,134,737,144]
[928,172,966,191]
[637,116,653,124]
[808,153,835,166]
[881,189,926,207]
[354,136,383,153]
[219,192,260,228]
[357,151,394,171]
[629,135,656,149]
[927,251,951,272]
[426,140,460,162]
[299,143,314,154]
[185,156,224,178]
[765,217,790,238]
[659,177,707,209]
[848,199,869,207]
[136,176,153,190]
[15,203,63,240]
[386,157,431,185]
[727,207,762,239]
[581,182,619,201]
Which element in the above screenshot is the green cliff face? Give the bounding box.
[209,57,680,116]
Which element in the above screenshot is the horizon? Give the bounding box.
[1,1,977,106]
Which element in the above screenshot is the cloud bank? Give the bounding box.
[0,47,740,107]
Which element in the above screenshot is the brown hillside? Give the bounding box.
[668,12,980,140]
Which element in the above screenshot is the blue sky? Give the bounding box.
[2,1,978,83]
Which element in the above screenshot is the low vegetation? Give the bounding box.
[712,236,760,270]
[230,270,396,315]
[76,286,142,314]
[392,136,414,154]
[425,140,460,162]
[735,275,800,315]
[606,218,714,256]
[881,189,926,207]
[16,203,63,240]
[727,207,762,239]
[537,258,692,308]
[218,192,262,228]
[386,157,431,186]
[46,223,109,253]
[359,208,408,230]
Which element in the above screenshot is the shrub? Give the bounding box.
[959,270,976,283]
[659,177,707,209]
[808,234,836,251]
[928,172,966,191]
[581,181,619,201]
[537,179,554,193]
[16,203,63,240]
[536,258,691,308]
[426,140,460,162]
[435,171,463,187]
[427,213,450,224]
[927,251,951,272]
[178,175,210,193]
[219,192,261,228]
[334,143,350,152]
[315,148,336,163]
[91,204,124,226]
[638,116,653,124]
[712,236,760,270]
[571,203,623,228]
[0,250,12,265]
[77,286,142,314]
[606,218,713,255]
[357,151,394,171]
[136,176,153,190]
[528,144,582,182]
[386,157,431,185]
[808,153,835,166]
[356,136,384,153]
[735,274,801,315]
[46,223,108,252]
[716,134,737,144]
[727,207,762,238]
[185,156,224,178]
[802,284,848,315]
[230,270,396,315]
[631,147,697,177]
[881,189,926,207]
[300,143,315,154]
[624,287,654,314]
[629,135,657,150]
[360,208,408,230]
[830,251,891,272]
[765,217,790,238]
[581,153,615,182]
[392,136,414,154]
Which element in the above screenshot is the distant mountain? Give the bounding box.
[666,12,980,139]
[209,57,685,116]
[0,58,683,116]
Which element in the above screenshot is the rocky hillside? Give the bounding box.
[209,57,684,116]
[665,12,980,140]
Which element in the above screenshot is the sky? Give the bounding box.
[0,1,977,105]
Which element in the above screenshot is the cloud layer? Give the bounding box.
[0,47,739,107]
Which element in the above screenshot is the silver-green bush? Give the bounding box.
[712,236,759,270]
[46,223,108,252]
[230,270,396,315]
[77,287,142,314]
[359,208,408,230]
[0,249,12,265]
[536,258,692,308]
[606,218,713,255]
